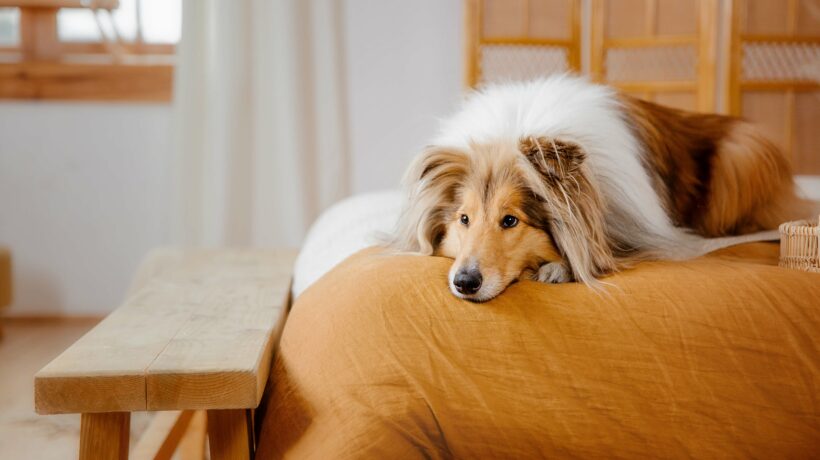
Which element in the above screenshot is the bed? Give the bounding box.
[256,242,820,458]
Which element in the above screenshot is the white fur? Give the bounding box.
[433,75,775,261]
[536,262,572,283]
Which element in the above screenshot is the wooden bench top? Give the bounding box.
[35,248,297,415]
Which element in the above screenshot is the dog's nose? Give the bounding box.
[454,269,482,295]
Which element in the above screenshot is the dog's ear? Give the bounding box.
[518,137,616,286]
[389,146,468,254]
[519,136,585,182]
[414,145,468,182]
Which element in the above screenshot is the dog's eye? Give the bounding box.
[460,214,469,226]
[501,215,518,228]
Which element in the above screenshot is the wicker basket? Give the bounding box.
[779,216,820,273]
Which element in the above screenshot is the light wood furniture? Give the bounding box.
[590,0,719,112]
[34,248,297,459]
[464,0,582,86]
[0,0,174,101]
[724,0,820,174]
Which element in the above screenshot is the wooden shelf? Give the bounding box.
[0,60,173,102]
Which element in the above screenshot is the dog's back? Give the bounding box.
[622,96,815,237]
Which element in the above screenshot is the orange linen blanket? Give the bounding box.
[257,243,819,458]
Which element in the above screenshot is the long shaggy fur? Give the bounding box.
[390,75,817,296]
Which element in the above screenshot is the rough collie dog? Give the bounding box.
[390,76,816,302]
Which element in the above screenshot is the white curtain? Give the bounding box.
[172,0,350,247]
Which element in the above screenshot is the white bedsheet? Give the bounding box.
[796,175,820,200]
[292,190,403,297]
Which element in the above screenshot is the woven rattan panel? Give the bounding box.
[742,42,820,81]
[479,45,569,84]
[605,46,697,82]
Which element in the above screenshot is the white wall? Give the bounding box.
[0,103,174,315]
[344,0,463,193]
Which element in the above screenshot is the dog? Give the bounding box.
[390,75,817,302]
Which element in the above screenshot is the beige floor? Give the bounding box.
[0,318,151,460]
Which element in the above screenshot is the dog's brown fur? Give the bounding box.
[623,96,807,236]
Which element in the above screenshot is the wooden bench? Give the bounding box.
[34,248,298,459]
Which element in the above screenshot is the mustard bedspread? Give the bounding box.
[257,243,819,459]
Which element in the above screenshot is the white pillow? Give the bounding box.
[292,190,404,297]
[796,175,820,201]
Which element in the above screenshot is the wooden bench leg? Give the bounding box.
[207,409,253,460]
[180,410,208,460]
[80,412,130,460]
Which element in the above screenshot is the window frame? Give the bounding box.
[0,1,175,102]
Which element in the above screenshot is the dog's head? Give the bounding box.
[392,137,615,301]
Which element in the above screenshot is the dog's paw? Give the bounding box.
[534,262,572,284]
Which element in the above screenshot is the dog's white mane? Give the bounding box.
[431,75,773,259]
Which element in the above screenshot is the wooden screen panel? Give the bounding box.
[656,0,698,35]
[606,0,698,37]
[529,0,573,39]
[744,0,790,34]
[796,0,820,36]
[726,0,819,174]
[742,91,791,150]
[465,0,581,87]
[740,0,820,37]
[741,91,820,175]
[793,92,820,174]
[606,0,646,38]
[605,46,697,82]
[483,0,529,38]
[591,0,716,112]
[654,91,697,111]
[482,0,573,39]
